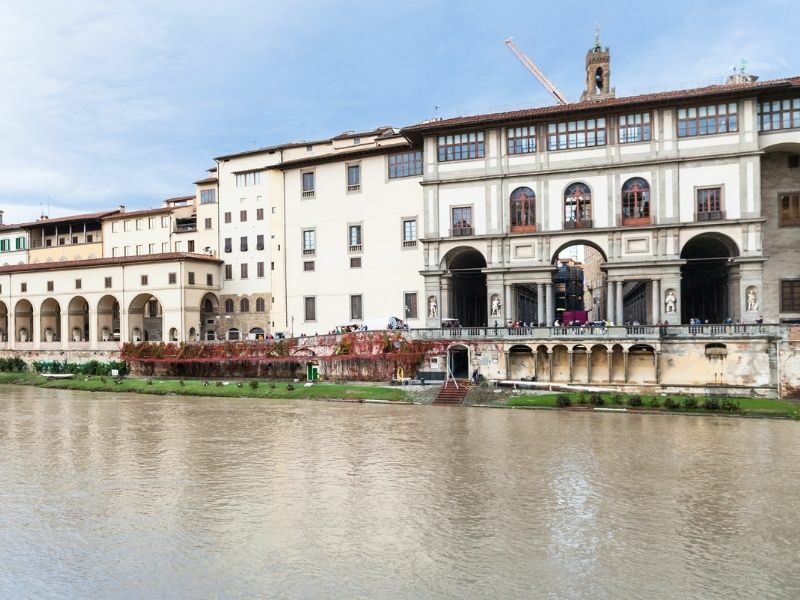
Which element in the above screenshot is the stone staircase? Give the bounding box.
[433,380,472,406]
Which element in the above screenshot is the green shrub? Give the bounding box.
[249,380,259,389]
[721,398,740,412]
[703,397,721,410]
[268,381,276,389]
[179,379,185,386]
[146,379,153,385]
[236,382,243,388]
[682,396,698,410]
[287,383,295,391]
[648,397,661,408]
[556,394,571,407]
[590,394,604,406]
[663,397,679,409]
[627,395,643,407]
[215,381,223,387]
[0,357,27,372]
[611,394,624,405]
[577,393,588,405]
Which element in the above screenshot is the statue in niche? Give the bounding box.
[664,289,677,314]
[747,287,759,312]
[428,296,438,319]
[490,295,502,316]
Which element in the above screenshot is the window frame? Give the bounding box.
[346,162,361,192]
[757,97,800,132]
[617,112,652,144]
[779,191,800,227]
[348,223,363,253]
[507,126,537,155]
[563,182,593,229]
[677,103,738,138]
[780,279,800,313]
[350,294,363,321]
[304,296,316,322]
[404,292,418,320]
[437,131,485,162]
[388,150,423,178]
[302,170,315,198]
[302,228,316,256]
[451,206,473,237]
[510,186,537,233]
[621,177,651,225]
[402,217,418,248]
[695,186,724,221]
[547,118,607,151]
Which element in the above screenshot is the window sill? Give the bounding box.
[510,224,537,233]
[564,220,593,229]
[621,217,651,226]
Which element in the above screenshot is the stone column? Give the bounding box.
[441,277,451,320]
[504,350,511,380]
[504,284,513,325]
[651,279,661,324]
[654,351,661,383]
[567,350,573,383]
[547,350,553,382]
[607,279,615,322]
[607,350,614,382]
[60,311,69,350]
[615,281,624,325]
[537,283,545,326]
[546,283,554,326]
[8,311,15,350]
[623,350,629,383]
[89,311,98,350]
[586,351,592,383]
[33,310,41,350]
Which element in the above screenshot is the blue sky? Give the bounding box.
[1,0,798,222]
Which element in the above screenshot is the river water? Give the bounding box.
[0,385,799,599]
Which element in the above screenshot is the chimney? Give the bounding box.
[118,204,126,213]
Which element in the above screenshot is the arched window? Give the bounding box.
[224,299,234,313]
[510,187,536,232]
[240,298,250,313]
[621,177,650,225]
[564,183,592,228]
[255,298,265,312]
[227,328,240,341]
[203,298,214,313]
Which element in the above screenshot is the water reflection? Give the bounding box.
[0,386,799,599]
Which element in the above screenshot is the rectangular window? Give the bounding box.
[224,212,231,224]
[303,261,315,271]
[758,98,800,132]
[240,236,248,252]
[71,236,78,244]
[547,118,607,150]
[257,261,265,277]
[438,131,485,161]
[135,244,143,255]
[780,193,800,226]
[86,234,93,243]
[124,221,131,232]
[404,292,418,319]
[224,238,232,253]
[388,150,423,178]
[451,207,473,236]
[104,277,112,289]
[47,281,54,292]
[200,189,216,204]
[225,264,232,280]
[304,296,316,321]
[678,103,738,137]
[204,217,212,229]
[240,210,247,222]
[141,275,148,286]
[173,242,181,252]
[235,171,261,187]
[402,219,417,248]
[112,222,119,233]
[161,242,168,253]
[161,216,169,227]
[350,294,363,320]
[348,225,362,252]
[507,126,536,154]
[347,164,361,191]
[124,245,131,256]
[350,256,362,268]
[207,273,213,286]
[148,217,155,229]
[58,237,65,245]
[188,240,195,253]
[136,219,144,231]
[256,234,264,250]
[16,237,25,250]
[21,282,27,293]
[0,239,8,252]
[240,263,248,279]
[75,279,81,290]
[618,112,652,143]
[781,279,800,312]
[188,272,195,285]
[169,272,177,284]
[148,243,155,254]
[302,171,315,197]
[256,208,264,220]
[302,229,316,255]
[697,187,723,220]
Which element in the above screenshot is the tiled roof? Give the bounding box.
[277,139,414,170]
[0,209,120,231]
[163,195,195,204]
[331,126,395,140]
[0,252,222,275]
[101,206,173,220]
[194,176,218,185]
[402,76,800,136]
[214,138,332,161]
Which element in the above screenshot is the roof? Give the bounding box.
[0,252,222,275]
[331,126,395,140]
[101,206,173,221]
[402,76,800,137]
[277,140,414,171]
[194,176,218,185]
[214,138,332,161]
[163,195,195,204]
[0,209,120,231]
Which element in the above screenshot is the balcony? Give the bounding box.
[348,244,362,253]
[302,248,316,256]
[302,190,315,198]
[347,184,360,192]
[402,240,417,248]
[697,210,724,222]
[451,226,473,237]
[564,219,593,229]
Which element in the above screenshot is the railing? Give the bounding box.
[348,244,362,253]
[402,240,417,248]
[450,226,473,237]
[302,190,315,198]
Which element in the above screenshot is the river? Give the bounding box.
[0,385,798,599]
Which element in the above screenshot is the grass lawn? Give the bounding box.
[0,372,408,402]
[506,392,800,419]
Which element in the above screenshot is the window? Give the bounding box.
[86,234,93,243]
[438,131,485,161]
[240,263,248,279]
[547,118,607,150]
[112,222,120,233]
[564,182,592,228]
[0,239,8,252]
[47,281,54,292]
[350,294,363,320]
[58,237,65,245]
[510,187,536,232]
[104,277,112,289]
[677,103,738,137]
[224,212,231,224]
[347,164,361,191]
[204,217,212,229]
[402,219,417,248]
[173,242,181,252]
[240,210,247,222]
[224,238,232,253]
[225,299,234,313]
[618,113,651,143]
[240,236,248,252]
[136,219,144,231]
[780,193,800,226]
[256,208,264,220]
[149,243,155,254]
[271,262,274,270]
[256,298,265,312]
[256,234,264,250]
[348,225,362,252]
[350,256,362,268]
[758,98,800,132]
[240,298,250,312]
[46,239,52,247]
[188,272,195,285]
[75,279,82,289]
[451,207,473,236]
[224,264,232,280]
[135,244,143,255]
[304,297,316,321]
[124,221,131,232]
[404,292,418,319]
[235,171,261,187]
[16,237,25,250]
[257,261,265,277]
[697,187,723,220]
[388,150,423,178]
[302,171,315,197]
[161,242,168,253]
[148,217,155,229]
[207,273,213,286]
[621,178,651,225]
[302,229,316,255]
[507,126,536,154]
[169,272,177,284]
[161,216,169,227]
[141,275,148,286]
[200,189,216,204]
[21,282,27,293]
[72,236,78,244]
[304,261,315,271]
[781,280,800,312]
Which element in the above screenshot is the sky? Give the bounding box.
[1,0,798,222]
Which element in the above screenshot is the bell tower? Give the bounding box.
[580,28,615,102]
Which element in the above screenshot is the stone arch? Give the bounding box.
[535,344,550,382]
[610,343,625,382]
[200,292,220,341]
[628,344,656,383]
[441,246,488,327]
[590,344,609,383]
[571,343,589,382]
[40,298,61,342]
[680,232,740,324]
[508,344,535,380]
[67,296,90,342]
[447,343,470,379]
[0,300,8,342]
[128,293,163,342]
[550,238,608,264]
[14,299,33,343]
[291,347,316,357]
[551,344,570,382]
[97,294,120,342]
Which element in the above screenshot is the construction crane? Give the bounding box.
[504,38,569,105]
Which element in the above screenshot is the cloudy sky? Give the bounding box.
[1,0,798,222]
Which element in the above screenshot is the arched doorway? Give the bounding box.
[447,344,470,379]
[40,298,61,342]
[445,248,487,326]
[508,344,535,380]
[128,294,163,342]
[14,300,33,342]
[0,301,7,342]
[550,240,608,324]
[200,292,220,341]
[67,296,89,342]
[97,295,120,342]
[680,233,739,323]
